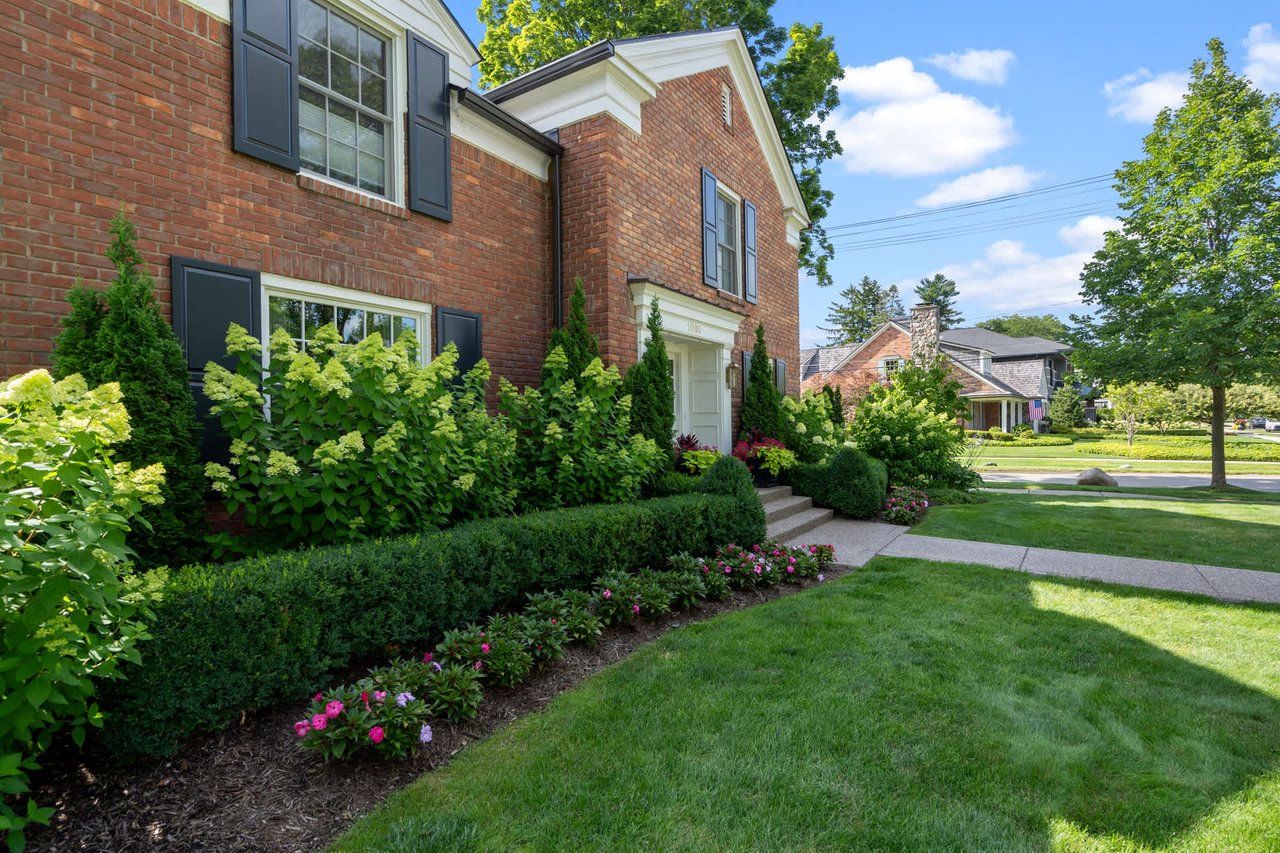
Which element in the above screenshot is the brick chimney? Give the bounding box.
[910,303,940,361]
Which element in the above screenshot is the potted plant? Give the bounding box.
[733,434,798,487]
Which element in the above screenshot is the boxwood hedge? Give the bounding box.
[784,447,888,519]
[99,458,763,760]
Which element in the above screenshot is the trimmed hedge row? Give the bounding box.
[100,458,764,760]
[971,436,1074,447]
[784,447,888,518]
[1077,441,1280,461]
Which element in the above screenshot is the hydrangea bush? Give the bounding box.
[0,370,164,849]
[849,385,966,484]
[780,391,846,464]
[203,324,516,551]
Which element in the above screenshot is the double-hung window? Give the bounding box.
[700,167,757,303]
[716,190,740,296]
[263,276,430,363]
[298,0,392,197]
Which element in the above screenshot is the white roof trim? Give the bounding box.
[451,94,551,180]
[488,53,659,135]
[630,280,744,350]
[616,30,809,229]
[824,322,909,373]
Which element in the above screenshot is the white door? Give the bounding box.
[689,345,724,451]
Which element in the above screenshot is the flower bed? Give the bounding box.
[883,486,930,525]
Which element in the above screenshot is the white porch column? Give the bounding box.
[1000,399,1009,431]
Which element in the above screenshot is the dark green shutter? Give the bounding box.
[231,0,299,170]
[742,350,752,396]
[701,167,718,287]
[743,199,758,304]
[773,358,787,394]
[170,257,262,463]
[408,32,452,221]
[436,307,481,375]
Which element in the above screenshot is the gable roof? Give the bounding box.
[939,327,1071,358]
[486,27,809,236]
[801,343,861,380]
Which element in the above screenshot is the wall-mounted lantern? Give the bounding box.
[725,360,742,390]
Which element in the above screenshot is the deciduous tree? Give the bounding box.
[1070,40,1280,486]
[977,314,1069,341]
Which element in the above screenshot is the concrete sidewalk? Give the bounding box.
[788,519,1280,605]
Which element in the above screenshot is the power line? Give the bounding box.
[832,204,1117,251]
[832,200,1116,246]
[833,185,1115,238]
[825,173,1114,233]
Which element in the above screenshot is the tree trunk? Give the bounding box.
[1210,385,1228,488]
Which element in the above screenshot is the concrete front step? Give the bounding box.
[765,494,814,524]
[756,485,794,505]
[766,506,834,542]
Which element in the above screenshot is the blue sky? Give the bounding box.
[453,3,1280,347]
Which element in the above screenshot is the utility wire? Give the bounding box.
[832,205,1117,251]
[832,185,1116,237]
[833,199,1116,243]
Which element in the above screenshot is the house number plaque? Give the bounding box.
[687,320,703,334]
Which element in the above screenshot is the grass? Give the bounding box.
[980,482,1280,503]
[332,560,1280,852]
[972,436,1280,473]
[913,493,1280,572]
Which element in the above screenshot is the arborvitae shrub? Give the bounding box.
[50,212,209,567]
[740,323,783,439]
[542,277,600,388]
[622,298,675,466]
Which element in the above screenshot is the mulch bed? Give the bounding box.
[26,566,850,853]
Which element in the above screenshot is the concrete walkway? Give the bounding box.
[979,488,1207,502]
[787,518,1280,605]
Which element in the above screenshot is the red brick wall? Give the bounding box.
[557,68,802,434]
[0,0,554,390]
[812,325,1005,399]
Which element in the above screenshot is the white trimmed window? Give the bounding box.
[298,0,396,198]
[878,357,902,379]
[716,187,741,296]
[262,275,430,362]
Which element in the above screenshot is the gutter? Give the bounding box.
[485,41,616,104]
[451,86,564,155]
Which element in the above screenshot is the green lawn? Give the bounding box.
[973,437,1280,474]
[981,482,1280,503]
[333,560,1280,852]
[913,493,1280,572]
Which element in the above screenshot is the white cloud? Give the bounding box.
[838,57,940,101]
[939,216,1120,314]
[1245,23,1280,91]
[1103,69,1188,122]
[799,326,827,349]
[926,49,1017,85]
[915,165,1041,208]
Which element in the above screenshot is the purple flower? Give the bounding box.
[632,603,641,614]
[420,724,433,744]
[817,573,825,582]
[431,661,443,672]
[396,692,415,707]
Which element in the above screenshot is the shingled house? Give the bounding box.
[1,1,807,455]
[801,305,1072,432]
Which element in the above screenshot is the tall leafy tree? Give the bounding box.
[914,273,963,330]
[621,298,676,464]
[1070,39,1280,486]
[51,212,209,567]
[740,323,783,438]
[821,276,904,344]
[542,276,600,386]
[476,0,843,286]
[977,314,1070,341]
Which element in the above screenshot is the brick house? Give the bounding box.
[1,0,806,456]
[801,305,1072,432]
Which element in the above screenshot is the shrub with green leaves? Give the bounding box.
[425,664,485,722]
[542,277,600,387]
[740,324,783,439]
[594,571,643,625]
[785,447,887,519]
[780,391,845,464]
[621,299,676,470]
[51,212,209,568]
[850,385,966,484]
[204,324,515,551]
[501,347,660,511]
[0,370,164,849]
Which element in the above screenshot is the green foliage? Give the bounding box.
[849,384,967,484]
[0,371,164,849]
[680,450,720,475]
[784,446,887,519]
[821,384,846,426]
[887,355,967,420]
[542,277,600,387]
[1047,383,1085,430]
[651,470,702,496]
[426,664,486,722]
[501,346,660,511]
[1227,384,1280,419]
[50,212,208,568]
[882,486,930,525]
[1070,39,1280,485]
[1107,382,1159,446]
[621,299,675,469]
[97,487,759,760]
[475,1,844,286]
[920,485,987,506]
[740,324,783,439]
[821,276,904,345]
[1172,384,1212,422]
[1078,441,1280,462]
[976,314,1070,341]
[297,681,432,761]
[205,325,514,552]
[779,391,844,464]
[969,434,1073,447]
[914,274,963,330]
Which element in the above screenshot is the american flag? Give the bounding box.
[1030,400,1044,421]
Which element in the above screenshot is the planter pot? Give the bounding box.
[751,468,780,488]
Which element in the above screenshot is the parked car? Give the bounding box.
[1250,417,1267,428]
[1267,419,1280,432]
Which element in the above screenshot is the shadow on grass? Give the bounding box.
[914,495,1280,572]
[340,560,1280,852]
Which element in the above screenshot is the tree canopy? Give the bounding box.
[1069,40,1280,485]
[914,274,963,330]
[476,0,843,286]
[976,313,1069,342]
[821,276,904,345]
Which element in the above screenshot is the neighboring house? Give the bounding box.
[0,1,805,456]
[801,305,1072,432]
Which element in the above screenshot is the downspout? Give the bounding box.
[552,150,564,327]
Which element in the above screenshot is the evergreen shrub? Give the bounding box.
[784,447,887,519]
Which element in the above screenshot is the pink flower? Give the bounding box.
[373,690,387,703]
[311,714,328,731]
[324,700,344,718]
[422,652,433,664]
[481,643,490,654]
[603,589,612,600]
[632,604,641,614]
[369,726,385,744]
[294,720,311,738]
[786,566,795,574]
[817,573,825,582]
[313,692,322,702]
[474,660,484,671]
[753,567,762,575]
[361,691,370,711]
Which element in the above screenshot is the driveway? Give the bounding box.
[979,470,1280,493]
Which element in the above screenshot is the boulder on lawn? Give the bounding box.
[1076,467,1117,487]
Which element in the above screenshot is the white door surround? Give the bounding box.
[631,281,744,453]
